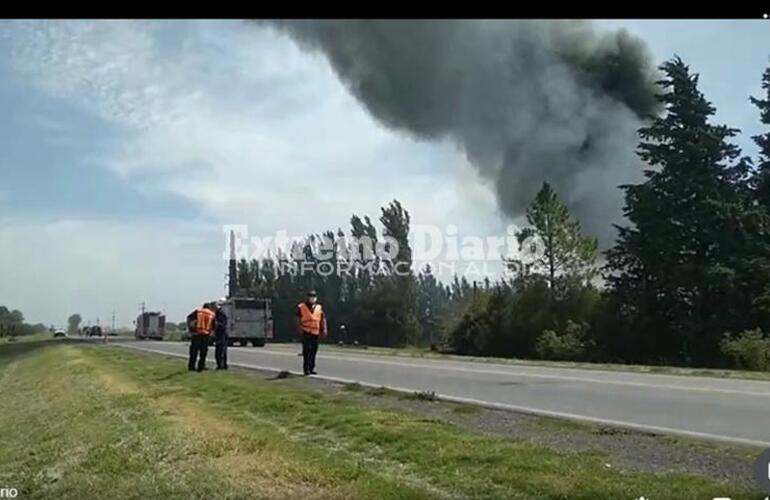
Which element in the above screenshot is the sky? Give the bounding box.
[0,19,768,328]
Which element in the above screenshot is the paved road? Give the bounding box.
[116,340,770,447]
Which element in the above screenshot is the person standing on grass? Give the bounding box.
[187,302,215,372]
[296,289,327,375]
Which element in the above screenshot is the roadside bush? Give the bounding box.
[446,291,497,356]
[446,278,604,361]
[720,329,770,371]
[498,277,553,357]
[535,321,593,361]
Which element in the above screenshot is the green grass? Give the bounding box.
[0,339,761,499]
[1,331,56,343]
[450,405,480,416]
[303,343,770,381]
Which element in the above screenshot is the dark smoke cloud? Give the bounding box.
[260,20,659,245]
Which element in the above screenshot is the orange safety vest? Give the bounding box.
[193,308,215,336]
[298,302,323,335]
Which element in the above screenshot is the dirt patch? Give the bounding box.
[97,370,141,395]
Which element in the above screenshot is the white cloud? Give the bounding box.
[2,20,507,324]
[0,215,227,327]
[9,20,497,236]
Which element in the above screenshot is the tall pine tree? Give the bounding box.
[606,57,753,366]
[746,62,770,325]
[379,199,419,345]
[750,64,770,203]
[510,181,598,298]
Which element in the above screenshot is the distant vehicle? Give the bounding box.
[53,329,67,338]
[218,297,273,347]
[135,312,165,340]
[82,326,103,337]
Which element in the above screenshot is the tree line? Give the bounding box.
[0,306,47,338]
[233,57,770,371]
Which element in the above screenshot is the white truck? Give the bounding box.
[219,297,273,347]
[135,312,165,340]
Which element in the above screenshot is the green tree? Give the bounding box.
[0,306,48,337]
[416,264,451,347]
[380,199,412,274]
[446,288,499,355]
[67,314,82,336]
[750,63,770,203]
[606,57,754,365]
[510,181,598,298]
[0,306,24,324]
[379,199,419,345]
[348,214,378,305]
[491,182,601,359]
[746,63,770,321]
[236,258,256,297]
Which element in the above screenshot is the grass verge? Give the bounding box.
[0,339,760,499]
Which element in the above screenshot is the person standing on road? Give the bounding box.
[214,300,229,370]
[187,302,216,372]
[297,290,327,375]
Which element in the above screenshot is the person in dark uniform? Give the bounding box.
[214,301,229,370]
[296,289,327,375]
[187,302,215,372]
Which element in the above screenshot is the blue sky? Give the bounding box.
[0,20,768,327]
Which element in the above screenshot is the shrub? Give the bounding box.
[535,321,593,361]
[720,329,770,371]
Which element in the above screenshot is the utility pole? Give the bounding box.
[227,230,238,299]
[111,311,116,332]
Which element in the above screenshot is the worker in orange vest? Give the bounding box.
[297,289,327,375]
[187,302,216,372]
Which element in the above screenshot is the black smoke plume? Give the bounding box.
[262,20,660,244]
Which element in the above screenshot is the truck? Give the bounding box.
[135,311,165,340]
[219,297,273,347]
